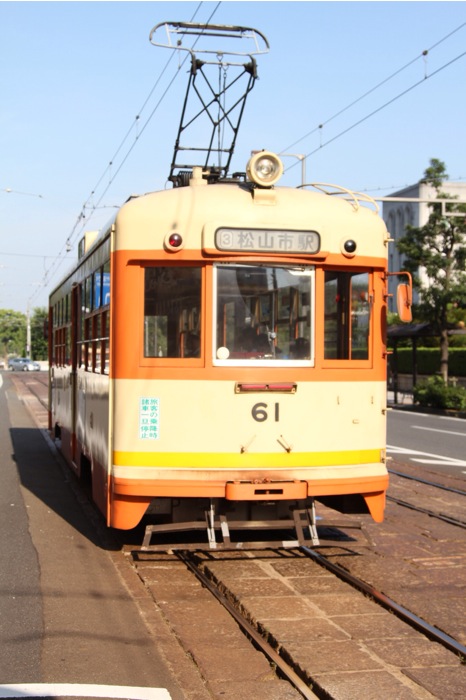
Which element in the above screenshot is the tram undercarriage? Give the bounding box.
[140,494,372,552]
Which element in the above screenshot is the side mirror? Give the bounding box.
[397,283,412,323]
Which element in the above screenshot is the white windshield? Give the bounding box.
[214,264,314,366]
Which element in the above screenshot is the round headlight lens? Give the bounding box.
[247,151,283,187]
[256,157,277,179]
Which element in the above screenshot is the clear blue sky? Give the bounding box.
[1,1,465,314]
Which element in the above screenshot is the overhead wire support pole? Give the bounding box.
[280,153,307,187]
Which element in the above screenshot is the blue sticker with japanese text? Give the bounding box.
[139,397,160,439]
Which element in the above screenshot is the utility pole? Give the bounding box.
[26,305,31,357]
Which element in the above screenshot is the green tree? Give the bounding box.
[397,159,466,382]
[30,307,48,360]
[0,309,27,359]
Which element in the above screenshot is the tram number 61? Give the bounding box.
[252,402,280,422]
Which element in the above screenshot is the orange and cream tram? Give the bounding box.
[48,150,411,539]
[48,24,411,545]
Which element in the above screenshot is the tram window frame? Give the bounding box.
[102,261,110,306]
[213,263,315,367]
[51,296,71,368]
[77,261,111,374]
[323,270,373,365]
[142,265,204,366]
[102,309,110,374]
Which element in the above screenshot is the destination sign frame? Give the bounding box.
[215,228,320,254]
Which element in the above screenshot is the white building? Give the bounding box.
[382,181,466,311]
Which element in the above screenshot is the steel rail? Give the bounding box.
[387,494,466,528]
[301,546,466,661]
[176,551,320,700]
[9,373,49,410]
[389,469,466,497]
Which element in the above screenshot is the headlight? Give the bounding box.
[246,151,283,187]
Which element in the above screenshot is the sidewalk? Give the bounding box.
[387,389,413,406]
[387,390,466,418]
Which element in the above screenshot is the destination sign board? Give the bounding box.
[215,228,320,254]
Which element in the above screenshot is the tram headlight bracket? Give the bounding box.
[246,151,283,188]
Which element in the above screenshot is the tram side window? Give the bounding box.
[98,261,110,373]
[65,293,71,363]
[93,269,102,309]
[144,267,202,358]
[84,275,92,314]
[79,279,91,371]
[77,263,111,373]
[53,326,66,367]
[324,271,370,360]
[52,297,71,367]
[102,261,110,305]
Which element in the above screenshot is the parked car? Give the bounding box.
[8,357,41,371]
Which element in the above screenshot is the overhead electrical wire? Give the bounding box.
[303,50,466,161]
[28,2,221,306]
[0,251,73,259]
[1,188,43,198]
[28,14,463,307]
[66,1,214,248]
[360,174,466,195]
[281,21,466,170]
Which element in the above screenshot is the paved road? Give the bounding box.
[0,372,201,700]
[387,408,466,481]
[0,374,42,682]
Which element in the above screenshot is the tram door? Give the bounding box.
[70,283,79,465]
[49,294,75,465]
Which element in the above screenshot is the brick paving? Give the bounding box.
[132,548,466,699]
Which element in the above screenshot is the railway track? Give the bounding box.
[387,494,466,528]
[389,469,466,497]
[388,467,466,528]
[129,545,466,700]
[301,547,466,659]
[176,550,319,700]
[7,371,466,697]
[9,371,49,410]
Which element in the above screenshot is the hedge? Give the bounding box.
[391,347,466,377]
[413,376,466,410]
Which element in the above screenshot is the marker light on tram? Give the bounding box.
[246,151,283,187]
[342,239,357,257]
[164,232,184,251]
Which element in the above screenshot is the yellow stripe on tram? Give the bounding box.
[113,449,382,469]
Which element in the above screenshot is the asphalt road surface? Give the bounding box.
[0,372,194,700]
[387,408,466,481]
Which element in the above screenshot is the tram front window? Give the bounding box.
[214,264,313,364]
[324,271,370,360]
[144,267,201,358]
